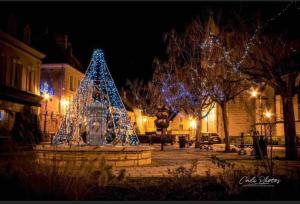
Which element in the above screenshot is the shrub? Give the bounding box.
[0,146,126,200]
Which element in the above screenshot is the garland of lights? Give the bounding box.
[159,2,295,111]
[53,49,139,146]
[40,81,54,96]
[202,1,294,70]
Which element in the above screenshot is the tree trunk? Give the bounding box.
[221,102,230,152]
[281,94,297,160]
[196,117,202,142]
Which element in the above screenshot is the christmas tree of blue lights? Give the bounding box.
[53,49,139,146]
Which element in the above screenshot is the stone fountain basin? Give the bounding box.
[34,145,153,168]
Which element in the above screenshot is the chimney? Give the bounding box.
[55,33,68,50]
[23,24,31,45]
[7,14,17,36]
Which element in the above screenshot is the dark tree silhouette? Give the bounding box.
[242,35,300,160]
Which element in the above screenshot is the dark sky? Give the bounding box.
[0,1,299,87]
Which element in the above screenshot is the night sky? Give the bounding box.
[0,1,299,87]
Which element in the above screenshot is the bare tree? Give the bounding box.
[124,78,145,110]
[153,16,250,148]
[242,35,300,160]
[124,78,165,116]
[153,19,214,143]
[200,19,252,152]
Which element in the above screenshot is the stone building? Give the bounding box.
[36,33,84,140]
[0,26,45,143]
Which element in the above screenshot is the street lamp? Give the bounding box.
[250,88,258,98]
[250,87,264,136]
[263,109,274,176]
[263,110,272,119]
[43,93,50,101]
[43,93,51,137]
[61,99,69,114]
[61,99,69,142]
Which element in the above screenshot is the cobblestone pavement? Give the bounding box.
[114,144,300,177]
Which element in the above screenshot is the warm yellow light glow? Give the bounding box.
[43,93,50,101]
[264,110,273,119]
[143,117,147,122]
[61,99,69,107]
[190,119,197,129]
[250,88,259,98]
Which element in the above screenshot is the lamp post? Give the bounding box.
[251,87,275,175]
[250,88,264,136]
[264,110,274,176]
[250,87,268,161]
[43,93,50,137]
[61,99,69,141]
[61,99,69,114]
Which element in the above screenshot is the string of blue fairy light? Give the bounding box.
[159,1,295,113]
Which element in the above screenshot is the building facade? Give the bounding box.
[126,104,218,141]
[0,30,45,142]
[37,33,84,140]
[127,82,300,144]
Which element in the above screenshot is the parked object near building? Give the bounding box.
[178,135,186,148]
[202,133,222,144]
[198,134,213,151]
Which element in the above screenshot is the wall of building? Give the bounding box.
[0,32,42,95]
[128,105,218,141]
[127,108,156,135]
[0,31,44,139]
[40,64,84,135]
[226,92,256,137]
[168,112,194,139]
[202,105,218,134]
[127,83,300,142]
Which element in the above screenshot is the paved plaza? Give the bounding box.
[113,144,300,177]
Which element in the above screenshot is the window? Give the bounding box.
[14,63,22,89]
[0,55,6,85]
[276,96,283,121]
[179,117,183,130]
[298,93,300,120]
[27,68,35,93]
[10,59,16,87]
[179,124,183,130]
[69,76,74,91]
[279,98,283,121]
